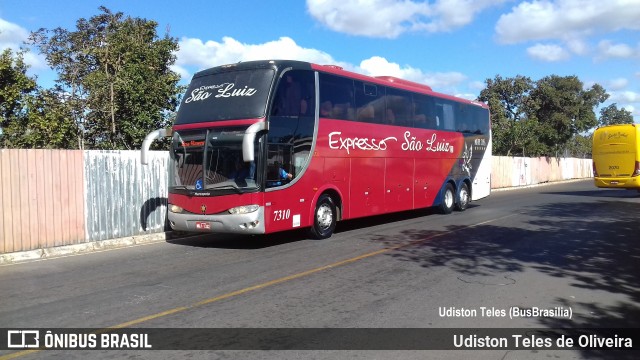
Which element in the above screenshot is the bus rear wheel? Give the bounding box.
[439,183,455,214]
[309,194,337,239]
[455,183,470,211]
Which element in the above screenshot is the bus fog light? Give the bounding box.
[228,205,259,215]
[170,204,184,213]
[240,220,260,230]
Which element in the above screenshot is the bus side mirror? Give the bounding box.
[242,121,268,162]
[141,128,172,165]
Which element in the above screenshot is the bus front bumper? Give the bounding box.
[594,176,640,189]
[168,207,266,234]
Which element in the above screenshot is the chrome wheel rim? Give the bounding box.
[460,188,469,208]
[317,204,333,230]
[445,189,454,209]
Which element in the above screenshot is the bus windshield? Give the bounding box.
[175,68,275,124]
[170,129,259,193]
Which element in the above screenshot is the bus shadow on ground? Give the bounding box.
[333,207,444,233]
[371,198,640,358]
[166,230,308,250]
[165,205,459,249]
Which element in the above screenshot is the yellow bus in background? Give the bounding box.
[592,124,640,191]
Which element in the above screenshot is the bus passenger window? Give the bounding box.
[412,94,437,129]
[357,105,375,122]
[413,113,427,128]
[319,73,355,120]
[320,101,333,118]
[385,89,412,126]
[355,81,384,123]
[272,71,314,117]
[471,106,488,135]
[386,108,396,125]
[436,101,455,130]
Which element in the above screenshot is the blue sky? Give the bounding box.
[1,0,639,122]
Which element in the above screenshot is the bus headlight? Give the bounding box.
[228,205,259,215]
[170,204,184,213]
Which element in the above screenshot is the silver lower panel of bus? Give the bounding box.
[168,207,266,235]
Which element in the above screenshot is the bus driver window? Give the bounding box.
[268,70,315,188]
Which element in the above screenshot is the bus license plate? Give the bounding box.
[610,181,619,185]
[196,221,211,230]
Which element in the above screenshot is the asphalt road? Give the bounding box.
[1,179,639,359]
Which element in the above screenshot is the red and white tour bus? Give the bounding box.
[141,60,491,239]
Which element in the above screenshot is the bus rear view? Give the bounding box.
[592,124,640,191]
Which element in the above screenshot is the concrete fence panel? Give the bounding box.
[84,150,169,242]
[0,149,85,253]
[491,156,514,189]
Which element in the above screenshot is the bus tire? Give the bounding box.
[439,183,455,215]
[455,183,470,212]
[309,194,337,239]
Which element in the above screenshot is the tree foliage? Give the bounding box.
[0,49,81,148]
[478,75,544,156]
[0,48,38,147]
[30,6,182,150]
[479,74,610,157]
[565,134,593,159]
[23,88,79,148]
[598,103,634,126]
[532,75,608,156]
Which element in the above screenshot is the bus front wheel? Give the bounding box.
[309,194,337,239]
[439,183,455,214]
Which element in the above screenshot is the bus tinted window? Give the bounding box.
[176,69,275,124]
[268,70,316,187]
[355,81,384,123]
[385,88,412,127]
[412,94,438,129]
[318,73,354,120]
[317,69,488,134]
[435,99,456,131]
[413,94,438,129]
[469,105,489,135]
[271,70,314,117]
[457,104,473,134]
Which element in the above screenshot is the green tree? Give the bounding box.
[598,103,634,126]
[30,6,182,150]
[22,88,79,148]
[0,48,37,147]
[531,75,608,156]
[477,75,544,156]
[565,133,593,158]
